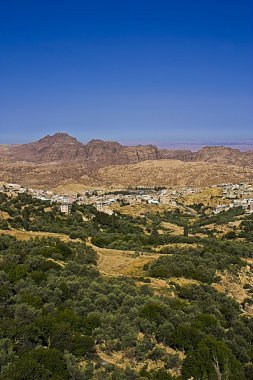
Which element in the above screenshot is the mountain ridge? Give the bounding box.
[1,132,253,166]
[0,133,252,188]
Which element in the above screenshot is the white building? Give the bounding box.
[60,204,71,214]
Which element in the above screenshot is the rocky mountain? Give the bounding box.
[0,133,252,188]
[1,133,85,163]
[0,133,160,166]
[193,146,253,167]
[1,132,253,165]
[83,139,160,166]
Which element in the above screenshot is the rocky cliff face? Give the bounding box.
[83,140,160,165]
[0,133,252,188]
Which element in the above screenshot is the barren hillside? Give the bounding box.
[96,159,253,188]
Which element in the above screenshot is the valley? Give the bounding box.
[0,181,253,379]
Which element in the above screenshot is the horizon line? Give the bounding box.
[1,132,253,152]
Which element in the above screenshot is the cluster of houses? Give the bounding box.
[1,181,253,215]
[0,183,77,214]
[0,183,199,215]
[213,183,253,214]
[214,199,253,214]
[216,183,253,199]
[84,187,200,212]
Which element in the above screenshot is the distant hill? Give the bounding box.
[0,133,252,188]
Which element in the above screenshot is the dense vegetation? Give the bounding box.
[1,234,252,379]
[147,239,253,283]
[239,214,253,242]
[0,192,253,379]
[0,193,145,242]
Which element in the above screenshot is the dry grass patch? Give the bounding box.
[182,187,224,207]
[136,278,176,297]
[46,258,65,267]
[160,222,184,235]
[155,243,203,252]
[0,211,10,219]
[96,348,168,373]
[205,219,243,237]
[95,342,185,377]
[212,266,253,304]
[112,203,177,217]
[52,183,94,194]
[0,228,80,242]
[169,277,201,286]
[87,240,159,277]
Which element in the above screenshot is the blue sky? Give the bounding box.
[0,0,252,145]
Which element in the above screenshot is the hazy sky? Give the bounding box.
[0,0,252,145]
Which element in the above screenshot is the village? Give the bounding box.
[1,181,253,216]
